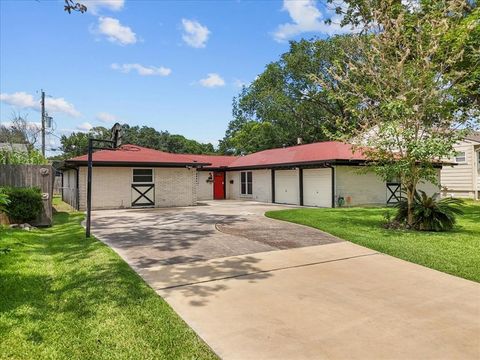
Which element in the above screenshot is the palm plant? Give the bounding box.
[395,190,464,231]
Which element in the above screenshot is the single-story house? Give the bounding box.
[441,133,480,200]
[62,141,441,210]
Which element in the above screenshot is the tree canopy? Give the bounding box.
[53,124,215,160]
[219,36,358,155]
[314,0,479,225]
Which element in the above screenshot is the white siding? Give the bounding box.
[275,169,299,205]
[62,169,78,209]
[78,166,197,210]
[441,140,476,192]
[303,168,332,207]
[197,171,213,201]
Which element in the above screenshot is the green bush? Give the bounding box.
[1,187,43,223]
[0,190,10,213]
[395,190,464,231]
[0,149,47,165]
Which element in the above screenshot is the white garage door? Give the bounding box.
[275,170,298,205]
[303,168,332,207]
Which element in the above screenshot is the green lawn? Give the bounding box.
[266,201,480,283]
[0,206,217,359]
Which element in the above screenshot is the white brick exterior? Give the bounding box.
[226,170,272,202]
[334,166,440,206]
[77,166,197,210]
[197,171,214,200]
[69,164,440,211]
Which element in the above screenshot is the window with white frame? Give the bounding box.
[133,169,153,183]
[240,171,253,195]
[455,151,466,163]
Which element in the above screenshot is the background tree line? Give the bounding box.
[51,124,215,159]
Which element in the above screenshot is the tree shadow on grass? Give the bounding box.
[0,211,191,343]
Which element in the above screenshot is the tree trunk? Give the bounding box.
[406,183,415,228]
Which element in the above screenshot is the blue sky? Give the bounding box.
[0,0,346,154]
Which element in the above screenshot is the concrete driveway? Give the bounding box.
[91,200,480,360]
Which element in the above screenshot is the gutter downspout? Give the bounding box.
[75,167,80,211]
[474,146,479,201]
[331,165,336,208]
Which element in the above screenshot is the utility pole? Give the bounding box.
[41,90,46,157]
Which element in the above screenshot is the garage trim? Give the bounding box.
[299,168,304,206]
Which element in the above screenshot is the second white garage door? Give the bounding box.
[275,170,298,205]
[303,168,332,207]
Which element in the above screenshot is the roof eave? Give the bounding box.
[64,160,211,167]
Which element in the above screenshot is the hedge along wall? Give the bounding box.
[0,165,53,226]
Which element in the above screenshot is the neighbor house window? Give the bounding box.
[240,171,253,195]
[133,169,153,183]
[455,152,466,163]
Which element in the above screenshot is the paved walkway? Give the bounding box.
[91,201,480,360]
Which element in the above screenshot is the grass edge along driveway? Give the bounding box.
[266,201,480,283]
[0,209,217,360]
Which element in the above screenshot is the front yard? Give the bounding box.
[0,205,216,359]
[266,201,480,283]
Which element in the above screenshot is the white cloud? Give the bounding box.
[233,79,248,89]
[76,122,93,131]
[45,97,81,117]
[181,19,210,48]
[199,73,225,88]
[0,92,37,109]
[111,63,172,76]
[273,0,348,42]
[83,0,124,15]
[96,112,117,123]
[96,17,137,45]
[0,92,80,117]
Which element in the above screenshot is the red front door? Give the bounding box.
[213,172,225,199]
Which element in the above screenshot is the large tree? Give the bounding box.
[0,113,39,150]
[219,36,357,154]
[316,0,479,226]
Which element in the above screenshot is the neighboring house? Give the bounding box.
[441,133,480,200]
[62,141,441,210]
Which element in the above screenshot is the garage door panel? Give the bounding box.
[275,170,298,205]
[303,168,332,207]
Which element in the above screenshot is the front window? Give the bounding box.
[240,171,253,195]
[133,169,153,183]
[455,151,466,163]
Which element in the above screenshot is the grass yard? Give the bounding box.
[266,201,480,283]
[0,203,217,360]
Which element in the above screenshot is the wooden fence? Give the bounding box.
[0,165,53,226]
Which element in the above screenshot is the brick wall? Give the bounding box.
[78,166,197,210]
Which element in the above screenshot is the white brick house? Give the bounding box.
[62,141,441,210]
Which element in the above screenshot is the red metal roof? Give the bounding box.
[66,141,365,168]
[227,141,366,168]
[68,144,211,165]
[186,154,238,168]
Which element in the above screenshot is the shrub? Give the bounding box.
[1,187,43,223]
[395,190,464,232]
[0,190,10,213]
[0,149,47,165]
